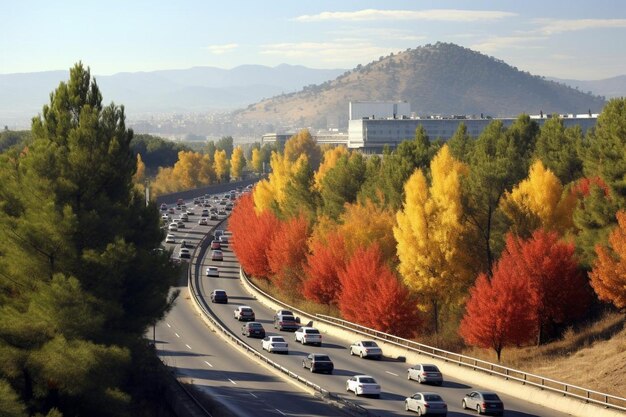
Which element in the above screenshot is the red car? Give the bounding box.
[210,240,221,250]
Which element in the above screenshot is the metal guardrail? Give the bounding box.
[186,220,377,417]
[240,269,626,414]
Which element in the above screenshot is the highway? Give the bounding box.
[157,190,576,417]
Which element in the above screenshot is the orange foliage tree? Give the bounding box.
[590,210,626,309]
[267,215,310,291]
[229,194,279,280]
[302,232,346,304]
[338,244,421,338]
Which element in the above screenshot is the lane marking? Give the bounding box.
[386,371,399,377]
[166,323,171,328]
[228,378,237,385]
[275,409,286,416]
[249,392,257,398]
[175,333,180,338]
[185,344,192,350]
[204,361,213,368]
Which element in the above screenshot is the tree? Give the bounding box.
[447,122,473,163]
[250,147,263,173]
[394,145,473,333]
[267,216,310,292]
[0,63,177,416]
[229,193,279,280]
[213,149,229,181]
[284,129,322,170]
[314,146,349,190]
[203,140,216,158]
[302,233,346,305]
[230,145,246,179]
[280,157,319,221]
[590,211,626,309]
[338,244,421,338]
[533,117,584,184]
[133,153,146,184]
[216,136,234,158]
[459,272,536,361]
[319,152,366,220]
[253,151,307,214]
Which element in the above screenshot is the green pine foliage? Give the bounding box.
[0,63,178,416]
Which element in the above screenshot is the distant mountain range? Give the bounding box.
[234,43,610,130]
[1,44,624,132]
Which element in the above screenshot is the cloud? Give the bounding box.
[330,27,426,42]
[206,43,239,54]
[260,41,397,65]
[471,36,547,53]
[533,18,626,35]
[295,9,516,22]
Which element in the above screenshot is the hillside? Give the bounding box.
[550,74,626,99]
[234,42,607,129]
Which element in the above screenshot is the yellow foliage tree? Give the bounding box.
[393,145,472,333]
[314,146,349,190]
[151,166,176,196]
[590,210,626,309]
[500,160,576,238]
[230,146,246,179]
[284,129,322,170]
[198,153,215,185]
[133,153,146,184]
[253,150,308,214]
[213,149,229,181]
[250,147,263,173]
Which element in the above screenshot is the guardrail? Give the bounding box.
[186,220,376,417]
[240,269,626,414]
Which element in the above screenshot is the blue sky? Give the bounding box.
[3,0,626,79]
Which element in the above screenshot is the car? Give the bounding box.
[180,239,189,248]
[180,213,189,221]
[176,198,184,207]
[294,327,322,346]
[214,230,224,238]
[198,218,208,225]
[225,203,233,211]
[274,314,300,331]
[193,198,201,205]
[206,266,219,277]
[160,203,168,211]
[165,234,176,243]
[210,289,228,303]
[218,210,227,218]
[234,306,255,321]
[210,240,221,250]
[178,248,190,259]
[168,223,178,231]
[219,235,229,244]
[407,364,444,386]
[349,340,382,359]
[211,250,223,261]
[405,392,448,415]
[180,205,187,211]
[302,354,333,374]
[462,391,504,416]
[262,336,288,353]
[201,209,209,217]
[168,207,176,214]
[275,309,295,318]
[210,213,218,220]
[175,220,185,228]
[161,214,170,222]
[241,322,265,338]
[346,375,380,398]
[186,207,195,215]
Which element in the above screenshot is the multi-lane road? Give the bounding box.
[155,191,577,417]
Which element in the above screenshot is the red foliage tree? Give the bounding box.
[229,193,279,280]
[590,210,626,309]
[571,176,610,198]
[266,215,310,291]
[338,244,421,338]
[459,272,537,361]
[302,232,346,304]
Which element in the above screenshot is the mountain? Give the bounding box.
[233,43,607,130]
[0,64,346,128]
[548,75,626,99]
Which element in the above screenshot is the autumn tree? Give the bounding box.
[213,149,229,181]
[230,145,246,179]
[319,152,366,220]
[338,244,421,338]
[590,210,626,309]
[394,145,474,332]
[302,232,346,305]
[216,136,234,158]
[459,272,536,361]
[133,153,146,183]
[267,216,310,292]
[500,160,577,238]
[229,193,279,280]
[253,150,308,214]
[280,157,320,221]
[284,129,322,170]
[314,146,349,190]
[250,147,263,173]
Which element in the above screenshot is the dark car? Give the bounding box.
[241,322,266,338]
[302,354,334,374]
[210,289,228,304]
[274,314,300,331]
[462,391,504,416]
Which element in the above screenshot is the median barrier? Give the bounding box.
[239,268,626,417]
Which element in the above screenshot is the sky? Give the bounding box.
[2,0,626,80]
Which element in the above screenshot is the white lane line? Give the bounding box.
[249,392,257,398]
[228,378,237,385]
[175,332,180,338]
[386,371,399,377]
[185,344,192,350]
[275,409,286,416]
[166,323,171,328]
[204,361,213,368]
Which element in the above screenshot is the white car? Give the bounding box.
[234,306,255,321]
[161,214,170,222]
[178,248,190,259]
[405,392,447,415]
[198,218,208,226]
[206,266,219,277]
[346,375,380,398]
[168,223,178,231]
[165,234,176,243]
[175,220,185,228]
[262,336,288,354]
[180,213,189,221]
[349,340,382,359]
[294,327,322,346]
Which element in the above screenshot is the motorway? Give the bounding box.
[156,190,574,417]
